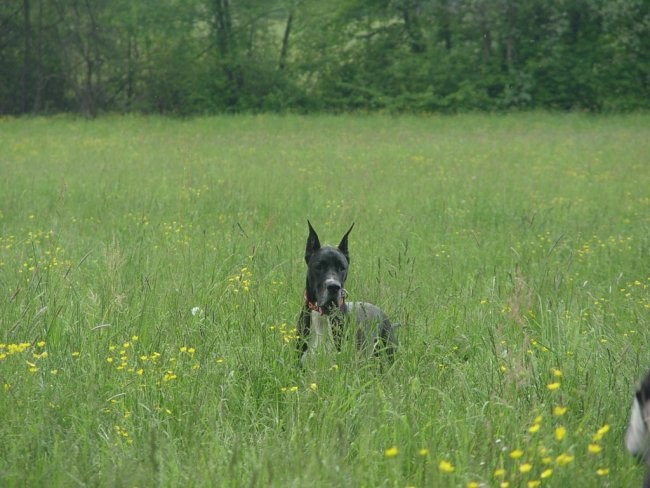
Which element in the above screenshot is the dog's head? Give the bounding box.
[626,370,650,463]
[304,220,354,312]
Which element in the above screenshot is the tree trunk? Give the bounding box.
[279,10,293,70]
[401,1,424,54]
[22,0,32,113]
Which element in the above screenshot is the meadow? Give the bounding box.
[0,113,649,487]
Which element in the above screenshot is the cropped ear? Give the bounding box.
[337,223,354,263]
[305,220,321,264]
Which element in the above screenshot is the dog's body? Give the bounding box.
[297,221,397,364]
[626,370,650,488]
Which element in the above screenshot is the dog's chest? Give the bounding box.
[308,311,336,352]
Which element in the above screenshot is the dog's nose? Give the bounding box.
[327,282,341,294]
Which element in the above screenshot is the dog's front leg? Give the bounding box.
[296,309,311,359]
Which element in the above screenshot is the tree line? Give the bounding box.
[1,0,648,116]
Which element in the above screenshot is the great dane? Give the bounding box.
[297,221,397,364]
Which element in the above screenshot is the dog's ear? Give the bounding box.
[305,220,321,264]
[338,223,354,263]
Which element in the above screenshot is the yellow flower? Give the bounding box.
[509,449,524,459]
[384,446,398,458]
[553,405,567,416]
[467,482,480,488]
[556,453,574,466]
[418,448,429,456]
[541,468,553,478]
[588,443,602,454]
[596,468,609,476]
[494,468,506,478]
[527,481,541,488]
[289,386,298,392]
[37,341,46,348]
[309,383,318,391]
[592,424,610,441]
[438,460,455,473]
[551,368,562,377]
[528,423,540,433]
[546,382,561,391]
[519,463,532,473]
[554,426,566,441]
[500,482,510,488]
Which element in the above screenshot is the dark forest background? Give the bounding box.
[1,0,648,116]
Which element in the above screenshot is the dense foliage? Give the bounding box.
[1,0,649,115]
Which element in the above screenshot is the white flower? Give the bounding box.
[191,306,203,317]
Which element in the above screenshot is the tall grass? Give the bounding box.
[0,113,649,487]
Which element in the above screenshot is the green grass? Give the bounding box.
[0,113,649,487]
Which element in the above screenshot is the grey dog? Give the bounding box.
[297,221,397,364]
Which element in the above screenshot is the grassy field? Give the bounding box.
[0,113,649,487]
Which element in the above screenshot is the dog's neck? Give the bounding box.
[303,289,346,315]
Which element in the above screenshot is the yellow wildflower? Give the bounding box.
[494,468,506,478]
[162,371,177,382]
[519,463,532,473]
[554,426,566,441]
[384,446,398,458]
[556,453,574,466]
[541,468,553,478]
[588,443,602,454]
[592,424,610,441]
[509,449,524,459]
[547,382,561,391]
[418,448,429,456]
[438,460,455,473]
[596,468,609,476]
[553,405,567,416]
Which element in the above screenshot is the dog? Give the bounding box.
[626,369,650,487]
[297,220,397,364]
